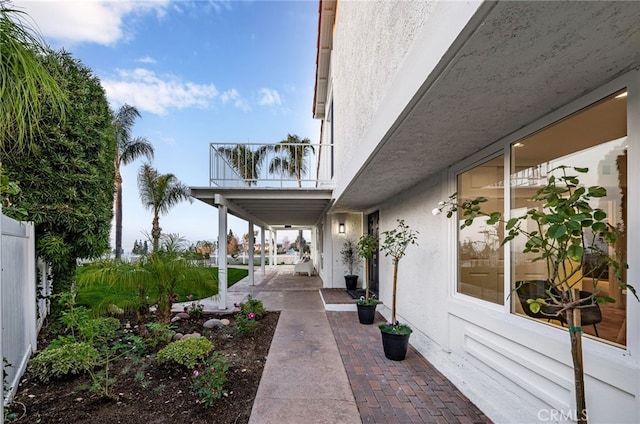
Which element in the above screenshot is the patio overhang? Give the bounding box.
[189,187,334,231]
[325,1,640,213]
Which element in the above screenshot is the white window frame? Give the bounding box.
[448,70,639,356]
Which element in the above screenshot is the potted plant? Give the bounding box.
[378,219,419,360]
[434,165,637,424]
[355,233,380,324]
[340,238,361,291]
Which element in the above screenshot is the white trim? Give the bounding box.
[445,70,638,353]
[624,71,640,359]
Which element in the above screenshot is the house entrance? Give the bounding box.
[367,211,380,295]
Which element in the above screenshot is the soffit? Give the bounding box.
[332,1,640,212]
[190,187,333,230]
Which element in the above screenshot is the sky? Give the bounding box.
[12,0,320,252]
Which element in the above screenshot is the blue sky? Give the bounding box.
[13,0,320,251]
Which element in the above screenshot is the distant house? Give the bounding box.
[192,1,640,422]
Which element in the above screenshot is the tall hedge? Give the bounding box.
[1,50,116,296]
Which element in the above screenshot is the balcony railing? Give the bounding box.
[209,142,334,188]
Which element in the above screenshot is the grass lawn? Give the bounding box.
[76,266,249,311]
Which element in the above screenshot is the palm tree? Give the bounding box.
[217,144,270,186]
[113,104,154,259]
[268,134,315,187]
[137,163,192,252]
[78,250,218,326]
[0,5,66,152]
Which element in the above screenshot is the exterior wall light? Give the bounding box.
[338,223,345,234]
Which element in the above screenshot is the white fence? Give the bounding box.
[1,213,49,410]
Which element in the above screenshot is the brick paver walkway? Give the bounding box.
[327,311,492,424]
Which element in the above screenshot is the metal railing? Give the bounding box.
[209,142,334,188]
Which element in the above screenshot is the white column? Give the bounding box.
[248,220,254,286]
[271,230,277,267]
[261,228,266,276]
[217,205,228,309]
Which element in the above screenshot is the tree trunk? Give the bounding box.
[152,214,161,252]
[391,260,398,324]
[114,170,123,259]
[364,256,370,302]
[568,289,587,423]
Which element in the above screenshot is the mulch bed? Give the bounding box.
[7,311,279,424]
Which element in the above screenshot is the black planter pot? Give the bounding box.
[356,303,377,325]
[344,275,358,291]
[380,330,411,361]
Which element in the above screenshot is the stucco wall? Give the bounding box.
[330,0,434,189]
[373,165,640,423]
[321,1,640,422]
[327,213,364,289]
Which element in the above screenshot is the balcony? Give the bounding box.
[209,142,334,189]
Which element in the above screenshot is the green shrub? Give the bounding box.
[60,305,90,336]
[78,317,120,343]
[190,352,230,406]
[115,334,148,357]
[145,322,176,347]
[157,337,213,369]
[236,295,265,320]
[235,313,258,336]
[30,342,98,382]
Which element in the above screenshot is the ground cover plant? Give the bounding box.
[7,295,278,424]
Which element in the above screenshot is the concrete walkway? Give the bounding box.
[247,267,361,424]
[179,266,490,423]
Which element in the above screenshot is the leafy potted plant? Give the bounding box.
[434,165,636,424]
[355,233,380,324]
[340,238,361,291]
[378,219,419,360]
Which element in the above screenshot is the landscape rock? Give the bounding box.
[182,332,201,339]
[172,333,183,341]
[203,319,224,329]
[220,318,230,326]
[177,312,190,320]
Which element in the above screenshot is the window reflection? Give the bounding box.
[457,156,504,304]
[510,91,627,346]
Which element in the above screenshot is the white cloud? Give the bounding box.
[258,88,282,106]
[221,89,251,112]
[13,0,170,46]
[101,68,219,115]
[137,56,157,64]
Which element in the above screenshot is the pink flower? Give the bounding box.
[248,312,256,320]
[193,370,199,377]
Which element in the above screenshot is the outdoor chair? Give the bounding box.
[515,280,602,336]
[293,256,314,276]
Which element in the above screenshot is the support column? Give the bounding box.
[248,220,255,286]
[271,230,277,267]
[261,228,266,276]
[217,205,228,310]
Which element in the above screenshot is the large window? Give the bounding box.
[457,155,504,304]
[455,90,628,346]
[510,90,628,346]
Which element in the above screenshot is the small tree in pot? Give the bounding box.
[434,165,637,424]
[378,219,419,360]
[341,238,361,291]
[355,233,380,324]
